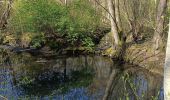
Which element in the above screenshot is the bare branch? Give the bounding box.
[94,0,115,20]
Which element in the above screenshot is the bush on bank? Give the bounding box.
[7,0,101,50]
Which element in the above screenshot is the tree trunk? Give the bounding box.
[114,0,122,32]
[0,0,13,29]
[153,0,167,50]
[164,19,170,100]
[107,0,120,46]
[64,0,67,5]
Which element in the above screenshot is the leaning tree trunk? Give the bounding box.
[164,19,170,100]
[102,69,117,100]
[153,0,167,50]
[107,0,120,46]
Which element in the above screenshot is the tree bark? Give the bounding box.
[164,19,170,100]
[114,0,122,32]
[64,0,67,5]
[153,0,167,50]
[107,0,120,46]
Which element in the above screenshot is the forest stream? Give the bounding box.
[0,53,163,100]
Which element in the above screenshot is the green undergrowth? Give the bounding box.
[5,0,101,51]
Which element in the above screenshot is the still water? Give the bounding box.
[0,52,163,100]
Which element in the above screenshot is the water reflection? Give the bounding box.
[0,53,163,99]
[105,67,163,100]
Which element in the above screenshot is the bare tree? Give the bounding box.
[153,0,167,50]
[114,0,122,32]
[107,0,120,46]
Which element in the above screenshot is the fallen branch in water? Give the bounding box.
[0,95,8,100]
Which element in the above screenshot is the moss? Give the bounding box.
[3,34,16,46]
[102,47,116,56]
[20,32,33,47]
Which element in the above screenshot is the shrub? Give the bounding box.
[30,32,46,48]
[8,0,101,49]
[66,0,100,46]
[9,0,67,34]
[82,37,95,52]
[8,0,68,48]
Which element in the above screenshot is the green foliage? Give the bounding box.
[9,0,68,48]
[8,0,100,50]
[68,0,100,31]
[9,0,67,34]
[65,0,100,47]
[31,32,46,48]
[82,37,95,52]
[47,40,61,50]
[18,76,35,86]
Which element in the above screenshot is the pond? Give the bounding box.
[0,52,163,100]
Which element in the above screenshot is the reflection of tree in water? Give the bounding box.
[103,66,163,100]
[12,58,94,96]
[0,54,163,99]
[2,54,113,96]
